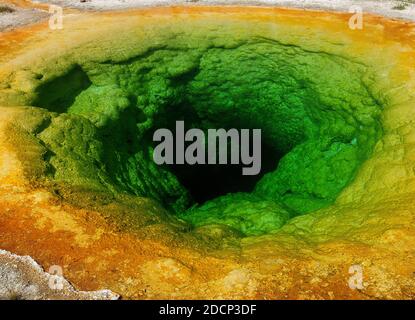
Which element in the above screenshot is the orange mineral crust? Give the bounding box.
[0,6,415,299]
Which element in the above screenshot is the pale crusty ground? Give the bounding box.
[0,2,48,31]
[0,249,119,299]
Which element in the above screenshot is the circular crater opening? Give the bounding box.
[32,41,383,236]
[168,138,281,205]
[152,100,283,205]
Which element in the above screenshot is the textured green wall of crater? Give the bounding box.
[19,31,383,236]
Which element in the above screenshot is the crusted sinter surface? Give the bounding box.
[0,7,415,299]
[0,250,119,300]
[0,2,49,31]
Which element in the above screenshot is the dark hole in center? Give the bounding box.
[153,101,282,205]
[169,141,281,204]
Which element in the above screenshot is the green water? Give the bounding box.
[33,40,382,236]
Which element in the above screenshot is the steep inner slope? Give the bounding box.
[30,41,382,236]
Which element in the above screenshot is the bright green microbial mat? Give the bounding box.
[30,39,382,236]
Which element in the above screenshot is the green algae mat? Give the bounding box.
[0,8,389,236]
